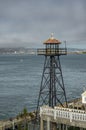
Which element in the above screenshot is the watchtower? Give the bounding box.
[37,34,67,110]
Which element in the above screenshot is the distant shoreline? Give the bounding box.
[0,47,86,55]
[67,51,86,54]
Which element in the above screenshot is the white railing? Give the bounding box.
[40,106,86,122]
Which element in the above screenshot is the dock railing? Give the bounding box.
[40,106,86,122]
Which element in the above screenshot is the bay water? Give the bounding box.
[0,54,86,119]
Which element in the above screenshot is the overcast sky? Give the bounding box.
[0,0,86,48]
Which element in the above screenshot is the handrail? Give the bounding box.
[40,106,86,122]
[37,48,67,55]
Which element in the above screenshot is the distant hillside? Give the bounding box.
[0,48,37,55]
[0,47,86,55]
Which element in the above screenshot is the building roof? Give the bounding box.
[43,34,61,44]
[81,91,86,96]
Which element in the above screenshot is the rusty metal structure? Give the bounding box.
[37,34,67,111]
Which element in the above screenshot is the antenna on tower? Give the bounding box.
[51,33,54,39]
[64,40,67,48]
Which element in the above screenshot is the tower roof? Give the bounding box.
[44,34,61,44]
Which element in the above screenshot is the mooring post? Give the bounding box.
[40,116,44,130]
[63,124,65,130]
[2,122,5,130]
[58,124,61,130]
[47,117,50,130]
[65,125,68,130]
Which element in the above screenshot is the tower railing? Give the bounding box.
[37,48,67,55]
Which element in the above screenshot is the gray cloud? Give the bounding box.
[0,0,86,48]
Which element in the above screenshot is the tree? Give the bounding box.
[22,107,28,130]
[23,108,28,117]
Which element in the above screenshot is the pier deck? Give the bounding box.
[40,106,86,129]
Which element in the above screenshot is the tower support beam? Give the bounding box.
[37,55,67,109]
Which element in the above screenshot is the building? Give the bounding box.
[81,91,86,104]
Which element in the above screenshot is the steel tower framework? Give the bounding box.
[37,35,67,110]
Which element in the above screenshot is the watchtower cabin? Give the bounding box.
[37,34,67,56]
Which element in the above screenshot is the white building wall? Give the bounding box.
[82,95,86,104]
